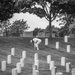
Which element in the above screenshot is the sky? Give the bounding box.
[9,12,64,31]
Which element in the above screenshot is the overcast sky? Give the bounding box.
[9,12,63,31]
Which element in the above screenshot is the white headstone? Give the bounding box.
[56,42,59,49]
[47,55,51,64]
[45,38,48,46]
[32,65,36,75]
[16,63,21,73]
[35,70,39,75]
[34,60,39,70]
[71,68,75,75]
[64,36,68,43]
[56,72,63,75]
[12,68,17,75]
[66,62,70,72]
[32,65,39,75]
[22,51,26,59]
[50,61,55,70]
[61,57,65,66]
[11,48,15,56]
[51,67,56,75]
[67,45,70,53]
[34,53,38,62]
[7,55,12,64]
[34,53,39,69]
[1,61,6,71]
[20,58,25,67]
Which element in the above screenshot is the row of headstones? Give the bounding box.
[45,35,69,45]
[1,48,75,75]
[1,48,26,75]
[45,35,71,53]
[0,48,68,74]
[56,42,70,52]
[33,53,75,75]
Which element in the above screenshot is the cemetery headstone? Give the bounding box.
[12,68,17,75]
[51,66,56,75]
[61,57,65,66]
[22,51,26,59]
[11,48,15,56]
[71,68,75,75]
[56,42,59,49]
[67,45,70,53]
[1,61,6,71]
[32,65,39,75]
[64,36,68,43]
[16,62,21,73]
[7,55,12,64]
[34,53,38,62]
[34,60,39,70]
[45,38,48,46]
[47,55,51,64]
[34,53,39,69]
[20,58,25,67]
[50,61,55,70]
[66,62,70,72]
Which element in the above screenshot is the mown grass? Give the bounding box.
[0,36,75,75]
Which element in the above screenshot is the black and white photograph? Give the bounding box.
[0,0,75,75]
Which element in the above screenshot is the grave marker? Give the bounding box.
[67,45,70,53]
[66,62,70,72]
[20,58,25,67]
[12,68,17,75]
[56,42,59,49]
[1,61,6,71]
[50,61,55,70]
[47,55,51,64]
[34,53,38,62]
[7,55,12,64]
[34,53,39,69]
[64,36,68,43]
[32,65,39,75]
[16,62,21,73]
[34,60,39,70]
[22,51,26,59]
[71,68,75,75]
[11,48,15,56]
[51,66,56,75]
[45,38,48,46]
[61,57,65,66]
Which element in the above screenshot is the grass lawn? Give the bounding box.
[0,36,75,75]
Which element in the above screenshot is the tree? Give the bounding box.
[1,0,75,37]
[1,20,11,36]
[9,19,29,35]
[33,28,41,36]
[16,0,75,37]
[59,26,70,37]
[0,0,20,22]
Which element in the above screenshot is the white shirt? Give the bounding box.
[32,38,41,44]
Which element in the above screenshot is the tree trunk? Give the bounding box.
[5,28,8,36]
[49,17,52,38]
[49,3,52,38]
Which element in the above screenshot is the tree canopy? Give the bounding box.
[1,0,75,22]
[9,19,29,35]
[1,0,75,37]
[33,28,41,36]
